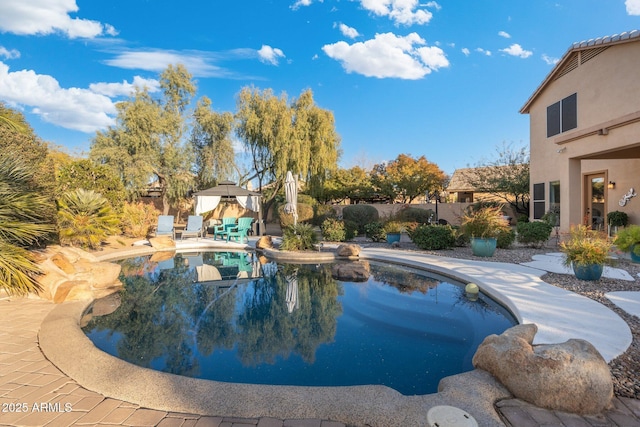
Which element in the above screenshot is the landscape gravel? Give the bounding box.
[360,240,640,399]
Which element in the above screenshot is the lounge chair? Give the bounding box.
[155,215,175,238]
[181,215,205,240]
[213,217,236,240]
[226,217,253,243]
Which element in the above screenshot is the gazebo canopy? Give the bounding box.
[193,181,261,215]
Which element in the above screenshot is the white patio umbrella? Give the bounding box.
[285,272,299,313]
[283,171,298,226]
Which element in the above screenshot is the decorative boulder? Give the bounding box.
[35,246,123,303]
[472,324,613,415]
[148,236,175,250]
[337,244,361,257]
[256,235,274,250]
[331,261,370,282]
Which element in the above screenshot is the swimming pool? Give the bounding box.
[82,251,516,395]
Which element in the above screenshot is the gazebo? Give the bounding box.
[193,181,263,235]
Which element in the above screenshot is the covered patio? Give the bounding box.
[193,180,264,235]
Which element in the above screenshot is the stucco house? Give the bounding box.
[520,30,640,232]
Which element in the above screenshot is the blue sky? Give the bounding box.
[1,1,639,176]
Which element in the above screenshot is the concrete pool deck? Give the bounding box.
[2,239,640,426]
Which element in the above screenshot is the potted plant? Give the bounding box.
[613,224,640,263]
[461,206,510,257]
[560,224,613,280]
[607,210,629,235]
[383,221,404,244]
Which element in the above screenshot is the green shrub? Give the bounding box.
[57,188,120,249]
[517,221,553,248]
[400,207,434,224]
[121,202,160,238]
[344,220,358,240]
[313,204,336,226]
[277,202,314,227]
[297,194,317,207]
[452,226,469,247]
[409,224,456,250]
[321,218,346,242]
[517,214,530,223]
[364,221,386,242]
[342,205,379,234]
[280,223,318,251]
[496,228,516,249]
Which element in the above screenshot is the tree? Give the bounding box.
[56,159,127,212]
[371,154,446,203]
[321,166,373,203]
[235,87,340,208]
[191,96,235,189]
[462,142,530,216]
[91,64,196,214]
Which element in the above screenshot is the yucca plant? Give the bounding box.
[280,223,318,251]
[0,151,55,296]
[57,189,120,249]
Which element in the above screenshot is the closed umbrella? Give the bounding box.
[284,171,298,226]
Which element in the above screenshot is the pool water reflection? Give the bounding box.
[83,251,516,395]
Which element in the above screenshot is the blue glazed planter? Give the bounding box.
[470,237,497,257]
[631,245,640,264]
[572,262,604,281]
[386,233,401,244]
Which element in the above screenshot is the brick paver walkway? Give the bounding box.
[2,296,640,426]
[0,298,344,427]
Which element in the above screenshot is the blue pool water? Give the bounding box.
[82,251,516,395]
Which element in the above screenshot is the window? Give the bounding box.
[547,93,577,137]
[533,183,545,219]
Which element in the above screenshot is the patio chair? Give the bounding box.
[155,215,175,238]
[213,217,237,240]
[181,215,205,240]
[226,217,253,243]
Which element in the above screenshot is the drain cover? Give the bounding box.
[427,405,478,427]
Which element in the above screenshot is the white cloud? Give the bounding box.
[291,0,323,9]
[257,45,286,65]
[89,76,160,97]
[424,1,442,11]
[0,46,20,59]
[461,48,470,56]
[476,48,492,56]
[498,31,511,38]
[103,49,233,77]
[359,0,436,26]
[500,43,532,58]
[322,32,449,79]
[0,62,116,132]
[542,54,559,65]
[0,0,117,39]
[337,23,360,38]
[626,0,640,15]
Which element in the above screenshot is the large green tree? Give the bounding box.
[90,64,196,214]
[56,159,127,212]
[321,166,373,203]
[371,154,446,203]
[235,87,340,207]
[462,142,530,215]
[191,96,235,189]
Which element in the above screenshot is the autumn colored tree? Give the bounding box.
[321,166,373,203]
[371,154,446,203]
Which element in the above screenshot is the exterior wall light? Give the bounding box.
[608,181,616,189]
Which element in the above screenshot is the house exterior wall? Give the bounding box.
[526,40,640,231]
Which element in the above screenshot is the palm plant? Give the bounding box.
[57,189,120,249]
[0,151,55,296]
